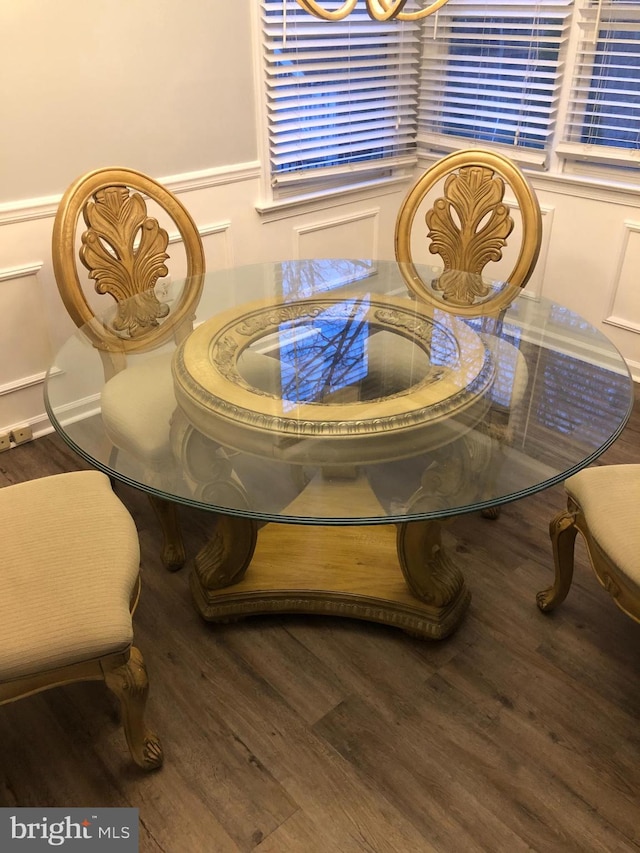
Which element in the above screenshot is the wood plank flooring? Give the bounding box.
[1,387,639,852]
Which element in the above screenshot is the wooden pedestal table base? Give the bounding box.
[190,513,470,641]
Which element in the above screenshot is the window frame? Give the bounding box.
[255,0,640,213]
[417,0,574,169]
[259,0,424,203]
[556,0,640,169]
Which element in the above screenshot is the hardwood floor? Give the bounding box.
[1,388,639,852]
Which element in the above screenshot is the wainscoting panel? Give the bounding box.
[0,264,50,387]
[605,220,640,334]
[0,263,52,432]
[169,220,234,274]
[492,201,555,301]
[294,209,380,261]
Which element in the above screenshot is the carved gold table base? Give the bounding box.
[189,475,471,640]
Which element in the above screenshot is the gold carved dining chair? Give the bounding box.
[537,464,640,622]
[52,167,205,571]
[393,148,543,515]
[0,470,162,770]
[394,147,542,314]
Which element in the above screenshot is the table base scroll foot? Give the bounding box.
[192,513,258,602]
[190,523,470,640]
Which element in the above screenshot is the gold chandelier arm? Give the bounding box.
[376,0,450,20]
[367,0,410,21]
[294,0,359,20]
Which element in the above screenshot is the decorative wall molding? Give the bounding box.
[168,220,234,268]
[256,176,409,222]
[0,368,58,398]
[605,317,640,335]
[605,220,640,335]
[0,162,261,226]
[503,199,555,300]
[627,358,640,383]
[168,221,232,244]
[0,196,61,226]
[33,393,101,441]
[528,170,640,209]
[0,262,43,283]
[161,162,260,196]
[534,204,555,300]
[293,208,381,259]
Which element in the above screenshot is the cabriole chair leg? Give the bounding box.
[104,647,163,770]
[537,505,578,612]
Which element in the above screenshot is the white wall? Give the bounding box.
[0,1,638,439]
[0,0,256,201]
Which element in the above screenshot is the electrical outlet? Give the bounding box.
[11,425,33,445]
[0,433,10,452]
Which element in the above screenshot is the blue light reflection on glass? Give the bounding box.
[280,258,375,300]
[279,297,370,410]
[275,260,377,410]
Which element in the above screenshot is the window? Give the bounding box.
[558,0,640,166]
[261,0,422,195]
[259,0,640,199]
[418,0,572,166]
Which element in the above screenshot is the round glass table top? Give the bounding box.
[44,259,634,524]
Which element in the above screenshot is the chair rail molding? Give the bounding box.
[0,162,261,227]
[0,262,43,283]
[0,369,55,399]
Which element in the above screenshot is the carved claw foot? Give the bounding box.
[148,495,185,571]
[536,588,555,612]
[162,541,187,573]
[139,733,164,770]
[481,506,500,520]
[104,647,163,771]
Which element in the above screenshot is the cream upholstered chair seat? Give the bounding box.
[0,470,163,770]
[538,464,640,621]
[101,351,176,465]
[567,466,640,581]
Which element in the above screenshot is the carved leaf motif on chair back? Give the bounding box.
[80,186,171,338]
[52,167,205,355]
[394,148,542,316]
[426,165,514,305]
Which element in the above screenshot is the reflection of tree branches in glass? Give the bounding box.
[280,297,370,407]
[280,258,375,300]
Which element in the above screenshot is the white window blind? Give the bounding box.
[418,0,572,166]
[558,0,640,166]
[262,0,421,190]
